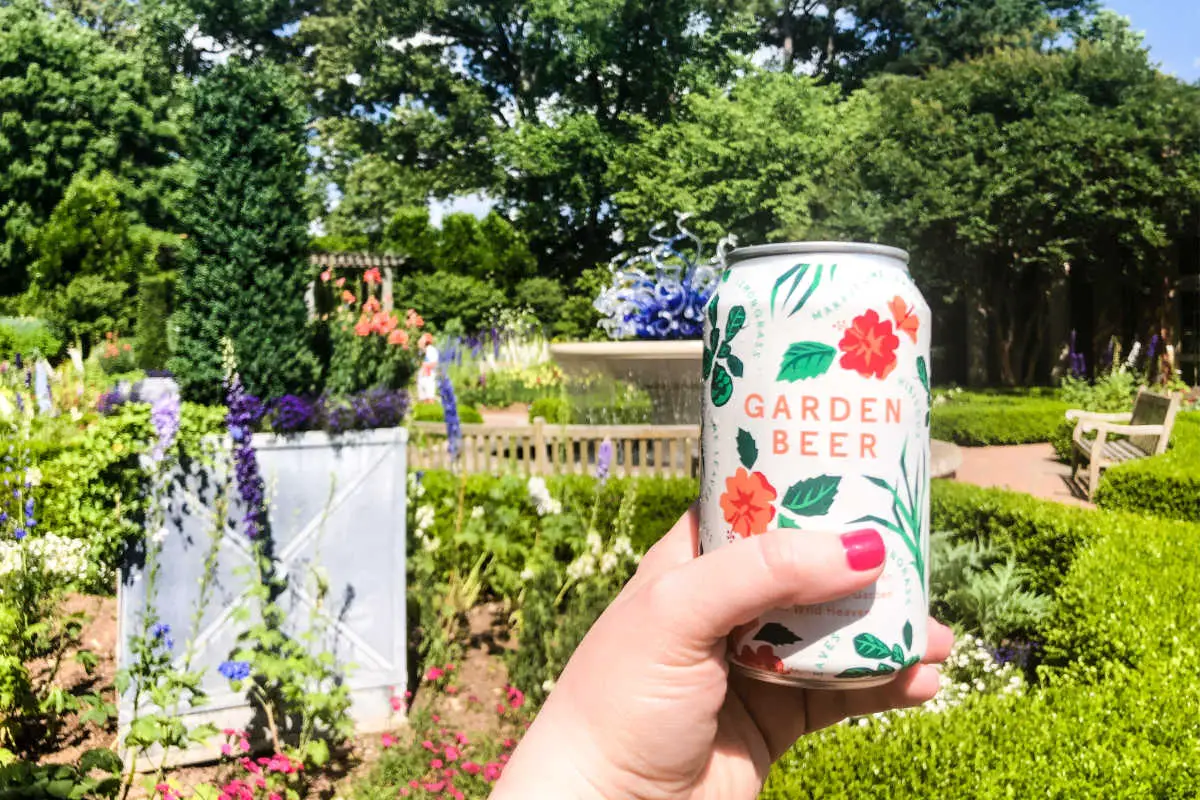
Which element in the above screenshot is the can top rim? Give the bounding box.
[724,241,910,265]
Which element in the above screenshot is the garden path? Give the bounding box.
[953,444,1092,508]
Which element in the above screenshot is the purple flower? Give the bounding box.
[148,390,181,466]
[13,528,25,541]
[267,395,315,433]
[226,374,266,539]
[437,374,462,461]
[1148,334,1160,361]
[218,660,251,681]
[595,439,613,484]
[151,623,174,650]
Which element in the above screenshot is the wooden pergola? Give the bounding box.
[307,252,407,313]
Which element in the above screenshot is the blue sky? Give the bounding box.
[1103,0,1200,82]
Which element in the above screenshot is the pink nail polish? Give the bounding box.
[841,529,885,571]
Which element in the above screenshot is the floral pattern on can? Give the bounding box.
[719,468,777,537]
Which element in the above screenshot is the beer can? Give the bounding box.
[698,242,931,689]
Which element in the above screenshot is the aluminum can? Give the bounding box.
[698,242,931,688]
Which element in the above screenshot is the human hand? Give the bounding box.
[492,505,953,800]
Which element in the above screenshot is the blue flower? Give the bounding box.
[151,623,170,639]
[24,499,33,519]
[25,518,35,529]
[0,512,7,525]
[218,660,251,681]
[437,374,462,462]
[13,528,25,541]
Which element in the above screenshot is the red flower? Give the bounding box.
[734,644,785,674]
[889,295,919,343]
[354,316,372,337]
[719,468,777,537]
[381,733,396,748]
[364,267,383,285]
[341,290,356,305]
[426,666,445,681]
[461,762,481,775]
[838,309,900,379]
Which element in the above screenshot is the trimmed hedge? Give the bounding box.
[415,471,696,554]
[1094,412,1200,522]
[930,396,1071,446]
[766,485,1200,798]
[410,402,484,424]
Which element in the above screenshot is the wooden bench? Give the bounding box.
[1067,389,1181,499]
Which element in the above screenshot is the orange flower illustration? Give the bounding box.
[729,618,759,646]
[733,645,785,674]
[889,296,919,343]
[720,468,778,537]
[838,310,900,379]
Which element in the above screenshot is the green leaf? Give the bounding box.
[192,786,221,800]
[891,645,905,665]
[726,354,744,377]
[771,263,807,313]
[781,475,841,517]
[702,345,715,380]
[754,622,802,646]
[717,342,732,359]
[853,633,892,660]
[865,476,893,492]
[905,655,921,668]
[306,738,331,766]
[711,364,733,407]
[788,263,824,316]
[835,667,877,678]
[778,342,836,382]
[875,663,896,674]
[903,621,913,650]
[778,515,801,529]
[46,780,75,799]
[725,305,747,340]
[79,749,121,775]
[916,356,930,392]
[707,297,718,327]
[736,428,758,470]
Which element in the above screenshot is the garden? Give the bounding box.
[4,0,1200,796]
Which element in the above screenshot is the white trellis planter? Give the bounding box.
[117,427,409,767]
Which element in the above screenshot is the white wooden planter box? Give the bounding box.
[117,427,409,767]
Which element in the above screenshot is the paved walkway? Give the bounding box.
[953,443,1092,508]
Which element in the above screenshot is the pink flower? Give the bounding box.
[461,762,481,775]
[422,781,445,793]
[445,663,456,672]
[269,795,282,800]
[506,686,525,709]
[431,714,441,723]
[445,685,458,695]
[221,744,233,756]
[499,753,509,763]
[364,267,383,285]
[390,695,403,712]
[444,746,460,762]
[409,779,419,788]
[421,740,436,751]
[381,733,396,748]
[400,790,410,797]
[404,690,413,699]
[451,790,465,800]
[455,732,469,745]
[482,762,503,781]
[239,738,250,752]
[336,277,346,288]
[467,694,480,704]
[442,768,457,778]
[426,667,445,682]
[320,269,332,283]
[431,759,444,769]
[502,738,516,749]
[495,703,506,714]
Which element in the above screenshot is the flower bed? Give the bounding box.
[764,485,1200,797]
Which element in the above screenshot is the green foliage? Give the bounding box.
[1094,412,1200,522]
[134,273,173,370]
[930,394,1072,445]
[410,403,483,424]
[528,397,571,425]
[392,272,506,333]
[0,319,62,361]
[0,1,186,294]
[1059,370,1140,412]
[552,267,608,342]
[0,749,121,799]
[28,276,132,353]
[528,382,653,425]
[929,532,1051,642]
[512,277,567,330]
[455,363,564,409]
[170,59,319,404]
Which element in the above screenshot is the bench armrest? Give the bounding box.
[1065,409,1131,423]
[1095,423,1165,437]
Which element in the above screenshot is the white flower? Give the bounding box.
[612,536,633,557]
[566,553,597,581]
[586,531,603,555]
[151,527,169,545]
[24,466,41,487]
[421,535,439,552]
[541,679,556,694]
[599,551,619,575]
[519,567,535,581]
[527,477,561,516]
[415,505,435,532]
[471,506,484,520]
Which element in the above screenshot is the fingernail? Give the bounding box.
[841,529,885,571]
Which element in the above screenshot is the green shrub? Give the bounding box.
[393,271,505,333]
[528,396,571,424]
[527,383,654,425]
[410,402,484,424]
[133,273,173,370]
[0,317,62,360]
[1059,370,1139,412]
[930,397,1071,445]
[1094,412,1200,522]
[455,363,564,408]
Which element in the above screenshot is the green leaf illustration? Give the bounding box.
[835,667,876,679]
[875,663,896,674]
[771,263,808,314]
[736,428,758,470]
[782,475,841,517]
[865,476,892,492]
[718,342,732,359]
[711,364,733,407]
[788,263,824,316]
[903,621,913,650]
[754,622,802,646]
[709,325,720,349]
[905,655,921,668]
[891,645,905,665]
[778,342,836,382]
[916,356,930,393]
[853,633,892,660]
[726,305,747,340]
[708,298,719,327]
[702,345,715,380]
[726,354,744,377]
[778,515,800,529]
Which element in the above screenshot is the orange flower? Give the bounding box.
[354,316,372,337]
[733,645,785,674]
[889,296,919,343]
[375,312,398,334]
[406,309,424,329]
[320,269,332,283]
[838,310,899,379]
[342,290,357,305]
[388,329,410,347]
[364,267,383,285]
[719,468,777,537]
[363,296,382,314]
[419,332,434,349]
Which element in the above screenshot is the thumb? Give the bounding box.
[650,528,886,650]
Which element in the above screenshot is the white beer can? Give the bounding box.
[699,242,931,688]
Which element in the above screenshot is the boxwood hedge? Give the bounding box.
[1094,412,1200,522]
[931,395,1071,446]
[766,484,1200,798]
